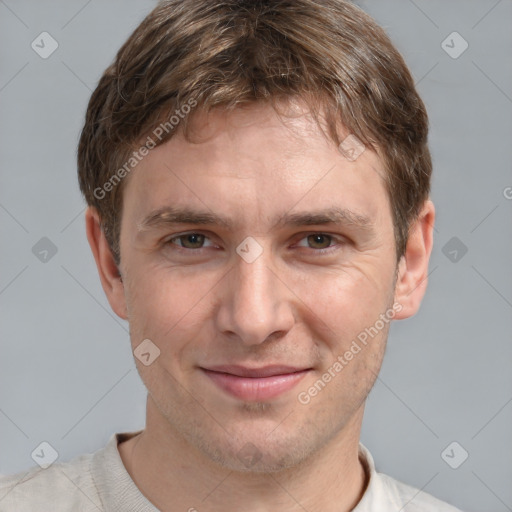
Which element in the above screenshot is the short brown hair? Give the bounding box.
[78,0,431,267]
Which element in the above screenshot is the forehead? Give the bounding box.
[122,102,390,232]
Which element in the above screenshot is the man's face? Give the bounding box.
[118,102,399,471]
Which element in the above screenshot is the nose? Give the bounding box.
[215,243,295,346]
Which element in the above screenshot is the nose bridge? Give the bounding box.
[217,240,293,345]
[238,253,274,315]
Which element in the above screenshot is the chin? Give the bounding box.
[189,421,317,474]
[208,442,311,474]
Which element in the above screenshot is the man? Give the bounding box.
[0,0,463,510]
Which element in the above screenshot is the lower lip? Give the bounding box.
[201,369,310,402]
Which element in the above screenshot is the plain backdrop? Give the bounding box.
[1,1,511,511]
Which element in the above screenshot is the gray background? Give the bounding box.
[0,1,511,511]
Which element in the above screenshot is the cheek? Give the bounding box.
[301,259,394,344]
[125,265,217,351]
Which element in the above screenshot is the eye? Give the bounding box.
[165,233,215,250]
[295,233,344,254]
[163,231,345,255]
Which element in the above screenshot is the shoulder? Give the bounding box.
[0,449,102,512]
[356,443,464,512]
[376,472,464,511]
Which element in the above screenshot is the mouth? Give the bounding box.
[200,365,312,402]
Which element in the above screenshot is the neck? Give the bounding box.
[119,397,368,512]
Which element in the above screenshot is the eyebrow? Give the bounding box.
[138,206,374,234]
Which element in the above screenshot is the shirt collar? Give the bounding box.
[92,431,379,511]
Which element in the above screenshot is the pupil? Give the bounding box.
[185,234,203,247]
[310,234,329,248]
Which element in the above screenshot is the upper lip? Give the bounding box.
[201,365,311,378]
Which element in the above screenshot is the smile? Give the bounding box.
[200,365,312,402]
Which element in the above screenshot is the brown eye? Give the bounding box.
[171,233,206,249]
[294,233,345,255]
[306,234,333,249]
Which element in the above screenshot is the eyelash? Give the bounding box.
[163,232,345,255]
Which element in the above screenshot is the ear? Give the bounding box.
[393,200,435,320]
[85,207,128,320]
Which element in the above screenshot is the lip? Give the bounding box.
[200,365,312,402]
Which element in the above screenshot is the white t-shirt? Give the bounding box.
[0,430,463,511]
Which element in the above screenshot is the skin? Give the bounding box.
[86,100,434,512]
